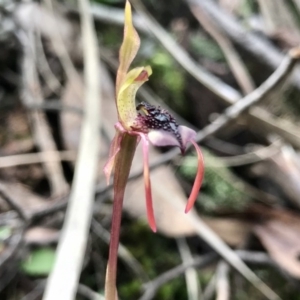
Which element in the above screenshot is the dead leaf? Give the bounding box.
[251,145,300,209]
[202,216,251,247]
[253,209,300,278]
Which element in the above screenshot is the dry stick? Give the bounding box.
[131,0,240,104]
[20,31,69,197]
[202,274,216,300]
[177,238,202,300]
[35,28,62,94]
[293,0,300,12]
[139,253,218,300]
[216,261,230,300]
[77,284,105,300]
[0,185,28,222]
[43,0,81,85]
[128,0,300,149]
[0,151,77,169]
[21,282,104,300]
[189,5,255,95]
[42,0,101,299]
[186,0,300,87]
[195,49,300,142]
[190,2,300,154]
[140,251,279,300]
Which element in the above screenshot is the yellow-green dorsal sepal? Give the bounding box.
[116,0,140,96]
[117,66,152,130]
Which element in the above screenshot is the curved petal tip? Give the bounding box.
[184,140,204,213]
[139,133,157,232]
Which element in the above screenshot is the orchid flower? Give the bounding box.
[104,1,204,299]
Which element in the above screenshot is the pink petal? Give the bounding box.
[178,126,197,152]
[103,132,123,185]
[138,133,157,232]
[185,140,205,213]
[148,130,180,148]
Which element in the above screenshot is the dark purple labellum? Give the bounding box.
[134,102,183,149]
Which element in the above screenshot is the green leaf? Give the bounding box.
[21,247,56,276]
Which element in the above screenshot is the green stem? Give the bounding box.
[105,133,137,300]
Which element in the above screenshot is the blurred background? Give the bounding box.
[1,0,300,299]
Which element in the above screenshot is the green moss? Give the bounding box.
[147,49,187,115]
[190,33,225,61]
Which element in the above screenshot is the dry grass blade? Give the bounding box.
[42,0,101,300]
[195,49,300,142]
[216,261,230,300]
[257,0,300,42]
[0,151,76,169]
[186,215,280,300]
[186,0,300,85]
[177,238,202,300]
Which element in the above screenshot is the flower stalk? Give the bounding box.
[105,133,137,300]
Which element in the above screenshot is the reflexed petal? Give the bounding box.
[148,125,204,213]
[103,131,123,185]
[138,133,157,232]
[117,66,152,129]
[148,129,180,148]
[178,125,197,153]
[185,140,204,213]
[116,0,140,95]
